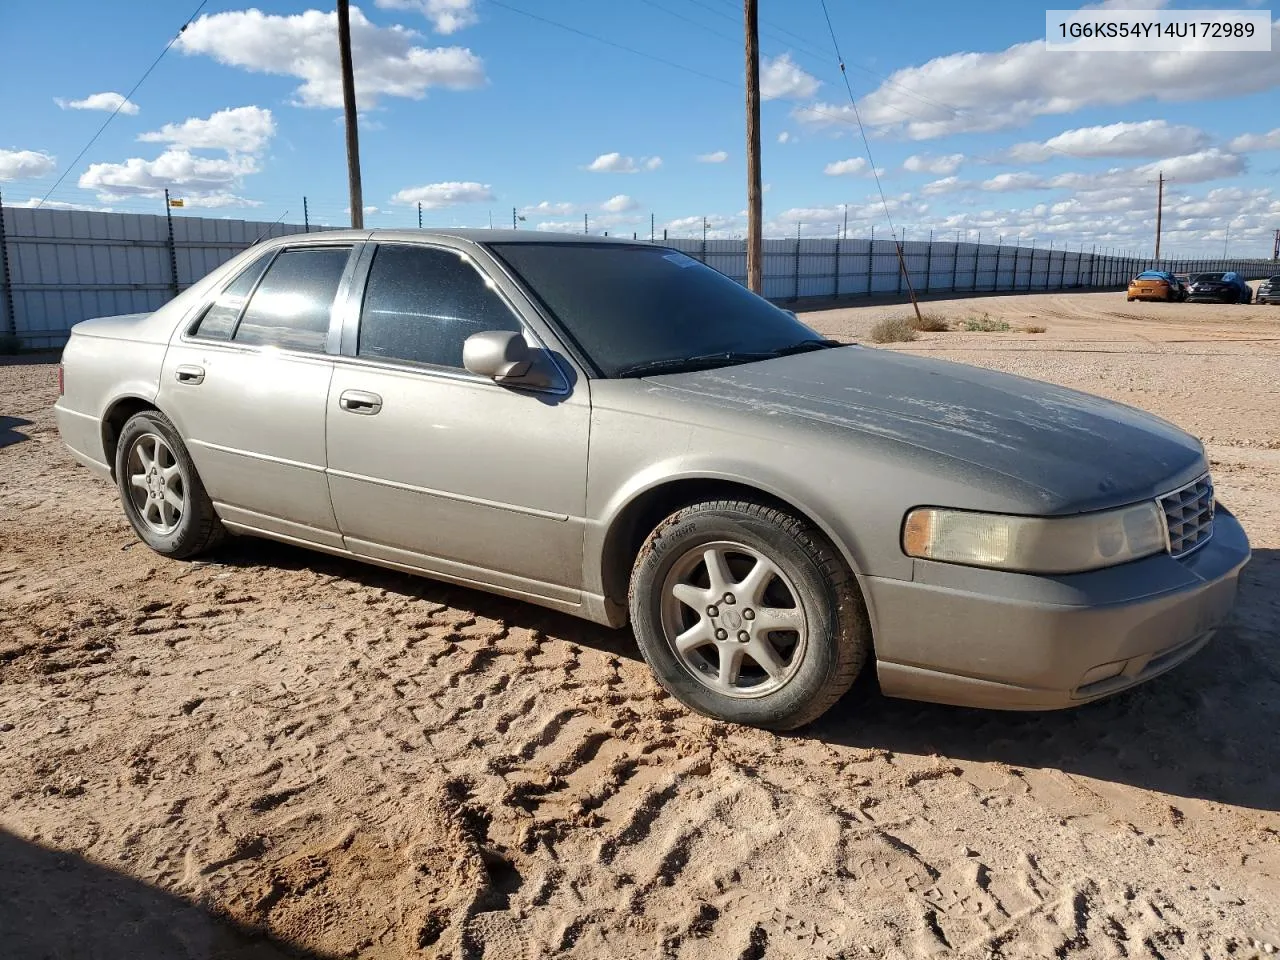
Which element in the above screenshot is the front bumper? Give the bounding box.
[865,507,1251,710]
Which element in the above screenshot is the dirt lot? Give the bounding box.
[1,289,1278,960]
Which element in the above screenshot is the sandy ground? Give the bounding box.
[1,289,1278,960]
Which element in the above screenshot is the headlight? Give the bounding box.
[902,501,1167,573]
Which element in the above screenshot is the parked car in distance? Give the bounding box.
[1256,275,1280,305]
[1187,271,1252,303]
[54,230,1251,730]
[1173,272,1191,290]
[1127,270,1186,302]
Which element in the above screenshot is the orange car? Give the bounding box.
[1127,270,1187,302]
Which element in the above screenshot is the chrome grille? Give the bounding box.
[1159,475,1214,558]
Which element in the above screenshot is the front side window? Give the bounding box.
[232,246,352,352]
[192,252,273,340]
[488,243,823,378]
[357,244,522,368]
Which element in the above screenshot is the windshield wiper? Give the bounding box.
[615,351,775,378]
[768,338,841,357]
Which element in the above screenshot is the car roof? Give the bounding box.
[255,228,650,248]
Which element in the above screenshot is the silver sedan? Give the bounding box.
[54,230,1251,729]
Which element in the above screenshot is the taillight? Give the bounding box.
[58,364,64,396]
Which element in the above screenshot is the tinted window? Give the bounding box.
[358,244,522,368]
[1135,271,1168,280]
[192,252,272,340]
[1195,273,1225,282]
[233,247,351,351]
[490,243,821,378]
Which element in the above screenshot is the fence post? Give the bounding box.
[866,226,874,296]
[0,191,14,338]
[833,231,842,299]
[896,231,904,297]
[304,196,310,233]
[971,232,981,290]
[792,224,801,301]
[923,230,934,293]
[951,235,961,292]
[163,189,180,300]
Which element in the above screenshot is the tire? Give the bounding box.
[628,499,870,730]
[115,410,225,559]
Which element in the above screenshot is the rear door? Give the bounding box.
[161,242,360,548]
[324,241,590,600]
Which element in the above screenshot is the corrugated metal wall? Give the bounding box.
[0,206,1274,349]
[0,207,320,349]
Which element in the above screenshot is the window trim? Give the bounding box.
[181,240,358,357]
[340,239,570,394]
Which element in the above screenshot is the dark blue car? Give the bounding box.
[1187,271,1253,304]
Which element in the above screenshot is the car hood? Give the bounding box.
[648,346,1205,513]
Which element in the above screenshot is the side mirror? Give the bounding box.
[463,330,552,388]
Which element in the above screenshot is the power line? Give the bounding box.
[34,0,209,210]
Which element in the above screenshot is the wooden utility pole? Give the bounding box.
[337,0,364,229]
[1154,170,1163,261]
[744,0,763,293]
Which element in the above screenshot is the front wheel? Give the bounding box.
[628,499,870,730]
[115,410,224,559]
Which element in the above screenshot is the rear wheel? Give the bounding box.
[115,410,224,559]
[628,499,870,730]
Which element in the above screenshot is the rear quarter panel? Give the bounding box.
[54,330,168,472]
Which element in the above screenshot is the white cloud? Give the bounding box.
[535,220,584,233]
[586,152,662,173]
[982,171,1050,192]
[798,20,1280,139]
[374,0,477,34]
[601,194,638,213]
[824,157,867,176]
[696,150,728,164]
[922,176,971,195]
[0,149,56,181]
[903,153,964,175]
[521,200,576,217]
[1051,149,1246,190]
[10,198,115,212]
[1229,127,1280,152]
[760,53,820,100]
[777,131,793,144]
[177,7,485,109]
[1006,120,1210,163]
[55,92,139,115]
[138,106,275,155]
[663,213,743,239]
[824,158,885,178]
[78,149,260,205]
[391,180,494,207]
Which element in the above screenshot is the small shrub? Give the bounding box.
[908,311,949,332]
[868,317,919,343]
[959,313,1011,333]
[1020,324,1047,334]
[0,334,22,355]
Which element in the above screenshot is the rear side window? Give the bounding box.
[192,252,273,340]
[233,247,352,352]
[357,244,522,368]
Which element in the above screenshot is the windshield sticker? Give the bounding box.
[662,252,699,268]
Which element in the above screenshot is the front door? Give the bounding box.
[160,243,356,547]
[324,241,589,601]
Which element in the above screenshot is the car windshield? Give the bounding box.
[489,242,831,378]
[1194,273,1226,282]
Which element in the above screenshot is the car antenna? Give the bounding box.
[250,209,290,246]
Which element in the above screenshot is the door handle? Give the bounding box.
[339,390,382,415]
[175,364,205,385]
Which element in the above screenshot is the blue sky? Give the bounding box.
[3,0,1278,256]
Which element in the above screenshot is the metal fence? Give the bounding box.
[1,205,1275,348]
